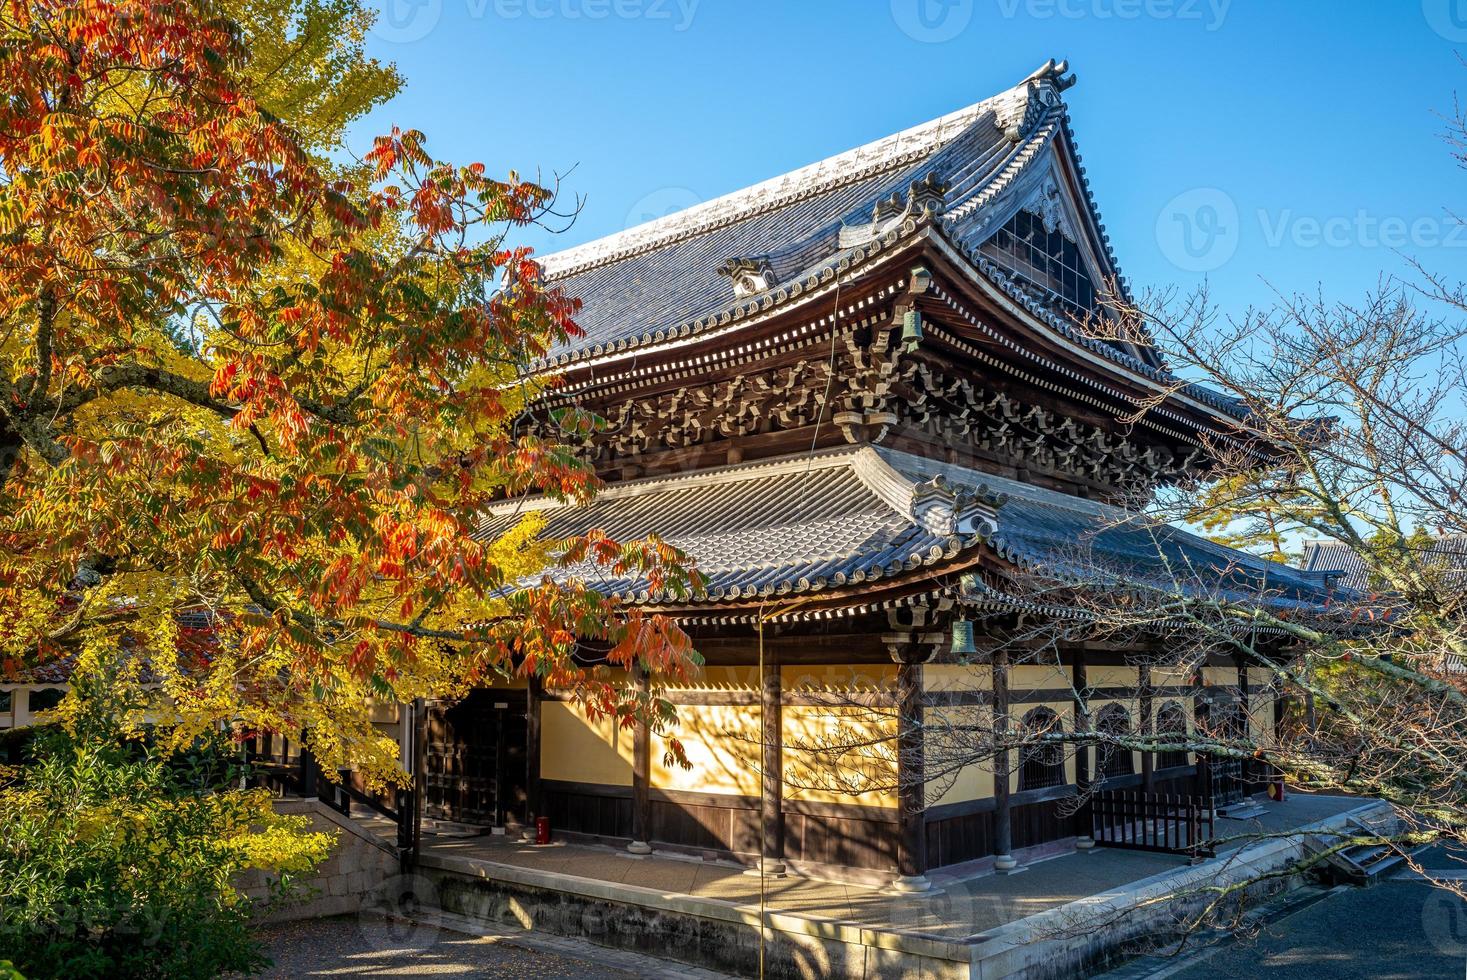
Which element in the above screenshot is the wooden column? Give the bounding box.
[759,652,786,875]
[894,655,929,887]
[1139,662,1155,793]
[1072,650,1094,849]
[628,666,652,854]
[883,610,940,892]
[993,646,1016,871]
[1237,658,1251,792]
[525,677,544,841]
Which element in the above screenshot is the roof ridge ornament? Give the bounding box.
[910,474,1005,537]
[998,58,1076,142]
[872,171,950,229]
[716,254,777,298]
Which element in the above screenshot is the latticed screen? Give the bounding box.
[1096,704,1135,778]
[1155,703,1191,769]
[981,209,1098,322]
[1018,707,1066,790]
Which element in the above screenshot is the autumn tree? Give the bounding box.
[0,0,702,785]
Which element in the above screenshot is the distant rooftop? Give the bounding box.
[1302,536,1467,592]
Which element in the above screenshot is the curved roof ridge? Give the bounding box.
[537,67,1060,281]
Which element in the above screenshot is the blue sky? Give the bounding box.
[352,0,1466,317]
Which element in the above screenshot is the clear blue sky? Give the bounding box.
[352,0,1466,316]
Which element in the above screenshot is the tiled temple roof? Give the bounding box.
[479,448,1000,604]
[480,446,1339,613]
[1302,537,1467,592]
[532,60,1253,421]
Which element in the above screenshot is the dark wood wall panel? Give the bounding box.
[924,795,1080,869]
[785,812,899,869]
[544,785,634,839]
[925,809,996,869]
[541,780,899,870]
[1010,797,1079,850]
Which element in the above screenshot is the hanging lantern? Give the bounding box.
[951,618,977,659]
[900,309,923,350]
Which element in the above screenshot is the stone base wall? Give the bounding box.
[237,798,400,923]
[416,800,1393,980]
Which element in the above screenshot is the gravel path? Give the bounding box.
[254,916,638,978]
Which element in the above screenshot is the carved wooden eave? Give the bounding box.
[524,229,1255,496]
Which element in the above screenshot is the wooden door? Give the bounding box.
[424,690,529,827]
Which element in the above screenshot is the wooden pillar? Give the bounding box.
[894,655,929,888]
[759,652,786,875]
[883,610,940,892]
[411,697,427,867]
[1236,658,1251,792]
[1140,662,1155,793]
[628,665,652,854]
[993,647,1016,871]
[1072,650,1094,849]
[525,676,544,840]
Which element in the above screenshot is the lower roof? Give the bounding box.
[480,446,1341,615]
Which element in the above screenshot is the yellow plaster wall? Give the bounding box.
[1202,666,1236,688]
[782,702,897,808]
[540,701,633,786]
[652,703,760,796]
[924,663,989,693]
[1086,665,1141,689]
[782,663,896,693]
[925,702,994,806]
[1010,662,1072,692]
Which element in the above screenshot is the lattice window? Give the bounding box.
[980,209,1098,322]
[1155,702,1191,769]
[1018,706,1066,791]
[1096,703,1135,779]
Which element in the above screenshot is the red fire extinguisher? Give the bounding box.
[535,816,551,845]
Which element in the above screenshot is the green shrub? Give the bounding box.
[0,710,333,979]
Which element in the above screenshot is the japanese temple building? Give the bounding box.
[412,61,1340,889]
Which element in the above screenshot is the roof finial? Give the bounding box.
[1023,58,1077,92]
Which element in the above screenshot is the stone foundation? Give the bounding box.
[237,798,400,923]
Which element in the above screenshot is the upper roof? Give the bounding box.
[536,60,1153,369]
[480,444,1339,615]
